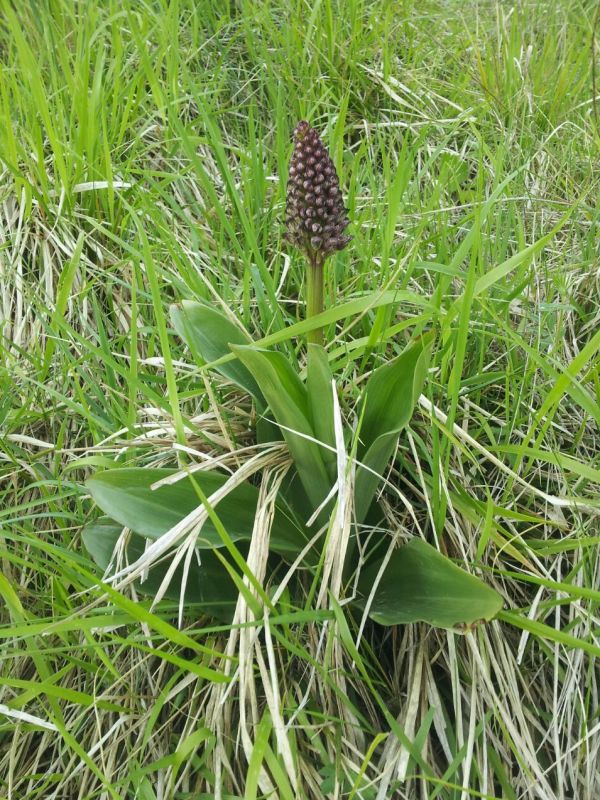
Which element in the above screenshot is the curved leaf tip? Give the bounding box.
[357,538,503,631]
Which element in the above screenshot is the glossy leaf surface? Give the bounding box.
[357,538,503,630]
[82,517,239,619]
[171,300,263,402]
[306,344,337,481]
[354,334,434,521]
[231,345,332,515]
[86,468,306,553]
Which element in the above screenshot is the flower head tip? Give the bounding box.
[284,121,351,264]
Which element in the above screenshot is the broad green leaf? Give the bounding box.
[171,301,281,444]
[231,345,332,515]
[86,468,306,554]
[256,413,282,445]
[354,434,401,524]
[356,538,503,630]
[307,344,337,481]
[202,289,431,374]
[355,334,434,521]
[171,300,264,402]
[82,518,127,569]
[358,333,434,453]
[82,517,238,619]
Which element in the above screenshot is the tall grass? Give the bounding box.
[0,1,599,798]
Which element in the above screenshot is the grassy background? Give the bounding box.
[1,0,599,798]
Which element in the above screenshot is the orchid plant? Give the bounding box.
[83,122,502,630]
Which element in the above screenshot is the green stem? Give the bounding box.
[306,255,325,346]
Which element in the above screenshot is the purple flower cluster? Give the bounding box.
[284,121,351,264]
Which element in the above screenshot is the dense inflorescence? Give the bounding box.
[284,120,351,264]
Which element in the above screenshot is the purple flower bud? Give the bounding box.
[284,121,351,262]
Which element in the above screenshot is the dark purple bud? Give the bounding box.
[283,120,351,262]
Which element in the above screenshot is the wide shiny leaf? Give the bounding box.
[171,300,264,402]
[355,334,434,521]
[356,538,503,630]
[82,517,239,619]
[306,344,337,481]
[231,345,332,515]
[86,468,306,554]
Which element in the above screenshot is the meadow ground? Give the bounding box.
[0,1,599,798]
